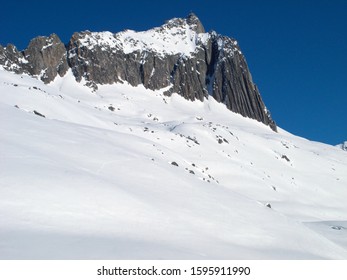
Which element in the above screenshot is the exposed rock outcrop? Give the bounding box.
[0,34,68,83]
[0,13,276,131]
[23,34,69,83]
[337,141,347,151]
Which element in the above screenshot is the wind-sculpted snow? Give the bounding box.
[1,69,347,259]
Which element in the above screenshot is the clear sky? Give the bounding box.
[1,0,346,145]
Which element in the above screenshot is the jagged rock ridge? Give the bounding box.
[0,13,276,131]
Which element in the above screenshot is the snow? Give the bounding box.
[42,43,54,50]
[1,69,347,259]
[18,56,29,64]
[76,19,210,57]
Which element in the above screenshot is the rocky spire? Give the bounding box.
[186,12,205,33]
[0,34,68,83]
[23,34,69,83]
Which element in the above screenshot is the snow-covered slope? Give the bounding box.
[1,69,347,259]
[75,17,209,57]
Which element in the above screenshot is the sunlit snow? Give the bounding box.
[0,69,346,259]
[75,18,210,57]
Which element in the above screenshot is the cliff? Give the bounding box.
[0,13,276,131]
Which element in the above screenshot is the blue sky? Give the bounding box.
[1,0,346,145]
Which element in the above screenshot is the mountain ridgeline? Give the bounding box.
[0,13,276,131]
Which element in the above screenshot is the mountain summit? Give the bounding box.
[184,12,206,33]
[0,14,276,131]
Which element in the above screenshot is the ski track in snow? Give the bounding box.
[0,69,347,259]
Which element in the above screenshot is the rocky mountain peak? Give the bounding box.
[186,12,205,33]
[163,13,205,34]
[0,15,277,131]
[23,33,68,83]
[0,34,68,83]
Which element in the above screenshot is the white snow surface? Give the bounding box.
[76,18,210,57]
[0,69,347,259]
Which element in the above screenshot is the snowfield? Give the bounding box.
[0,69,346,259]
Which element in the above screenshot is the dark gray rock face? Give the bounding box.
[23,34,69,83]
[206,34,276,130]
[0,14,276,131]
[186,13,205,33]
[0,34,68,83]
[67,31,149,91]
[0,44,25,74]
